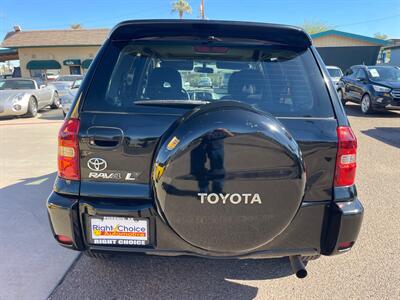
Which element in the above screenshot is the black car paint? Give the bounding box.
[47,20,363,259]
[339,65,400,110]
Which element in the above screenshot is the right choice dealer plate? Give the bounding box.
[90,216,149,246]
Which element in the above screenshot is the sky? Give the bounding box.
[0,0,399,40]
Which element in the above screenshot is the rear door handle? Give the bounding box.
[87,127,123,148]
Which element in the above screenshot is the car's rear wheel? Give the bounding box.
[23,97,38,118]
[84,250,113,259]
[361,94,374,114]
[50,92,60,109]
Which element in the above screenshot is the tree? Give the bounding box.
[299,20,332,35]
[70,23,83,30]
[374,32,388,40]
[171,0,192,19]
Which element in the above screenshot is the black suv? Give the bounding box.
[47,20,363,278]
[338,65,400,114]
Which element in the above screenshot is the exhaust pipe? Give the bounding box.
[289,255,308,278]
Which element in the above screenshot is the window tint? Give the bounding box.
[83,41,334,118]
[35,79,44,87]
[72,79,82,88]
[0,80,35,90]
[355,69,367,80]
[367,67,400,82]
[344,68,353,76]
[327,68,342,77]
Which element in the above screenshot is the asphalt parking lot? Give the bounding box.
[0,105,399,300]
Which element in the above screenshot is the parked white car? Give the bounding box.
[48,75,83,98]
[326,66,343,88]
[0,78,60,118]
[60,78,82,117]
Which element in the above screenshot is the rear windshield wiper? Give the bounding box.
[135,100,209,107]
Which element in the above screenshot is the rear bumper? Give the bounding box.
[47,192,363,258]
[321,199,364,255]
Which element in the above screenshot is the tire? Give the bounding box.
[63,111,67,118]
[360,94,374,114]
[153,101,306,253]
[50,92,60,109]
[338,89,346,106]
[84,250,113,259]
[23,97,38,118]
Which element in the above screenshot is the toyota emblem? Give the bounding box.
[87,158,107,171]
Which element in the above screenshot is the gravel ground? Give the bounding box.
[0,108,79,300]
[50,104,400,300]
[1,105,399,300]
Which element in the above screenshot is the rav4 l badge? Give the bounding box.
[87,158,142,181]
[87,158,107,171]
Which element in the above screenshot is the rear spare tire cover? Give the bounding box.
[153,101,306,253]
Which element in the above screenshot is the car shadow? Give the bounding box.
[0,108,63,122]
[0,116,15,121]
[344,104,400,118]
[2,174,297,300]
[361,127,400,148]
[38,108,64,120]
[0,173,79,300]
[52,253,294,299]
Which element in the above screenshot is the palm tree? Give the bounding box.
[70,23,83,30]
[171,0,192,20]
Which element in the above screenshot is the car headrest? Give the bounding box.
[227,69,265,98]
[147,67,183,91]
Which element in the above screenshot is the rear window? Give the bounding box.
[327,68,342,77]
[83,41,334,117]
[0,80,35,90]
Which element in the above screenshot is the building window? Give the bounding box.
[47,69,61,80]
[384,50,391,63]
[29,69,61,80]
[69,66,81,75]
[30,69,45,78]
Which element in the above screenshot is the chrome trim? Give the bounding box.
[391,89,400,99]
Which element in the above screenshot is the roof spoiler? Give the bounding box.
[109,19,312,48]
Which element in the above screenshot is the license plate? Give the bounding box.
[90,216,149,246]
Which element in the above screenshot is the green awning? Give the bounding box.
[63,59,81,66]
[82,59,93,69]
[26,60,61,70]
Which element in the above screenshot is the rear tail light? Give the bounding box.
[56,234,73,245]
[338,241,354,251]
[335,126,357,187]
[58,118,80,180]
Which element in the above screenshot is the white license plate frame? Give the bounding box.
[89,216,149,246]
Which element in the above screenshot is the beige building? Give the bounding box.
[310,30,388,71]
[1,27,388,78]
[1,26,109,78]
